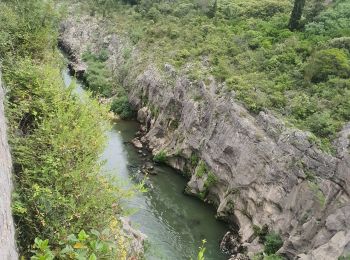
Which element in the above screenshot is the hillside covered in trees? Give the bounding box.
[81,0,350,153]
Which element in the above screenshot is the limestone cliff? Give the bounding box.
[59,16,350,259]
[0,71,18,259]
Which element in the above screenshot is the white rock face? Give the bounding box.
[59,15,350,259]
[0,73,18,259]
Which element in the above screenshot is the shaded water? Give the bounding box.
[62,69,228,260]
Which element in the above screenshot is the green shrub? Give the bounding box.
[32,229,124,259]
[153,150,167,163]
[147,7,161,21]
[305,0,350,37]
[264,232,283,255]
[0,0,60,59]
[305,48,350,83]
[110,96,134,119]
[253,224,269,243]
[195,160,207,178]
[204,171,218,188]
[306,112,340,138]
[264,254,284,260]
[190,153,199,167]
[82,51,114,97]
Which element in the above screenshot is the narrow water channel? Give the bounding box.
[62,68,228,260]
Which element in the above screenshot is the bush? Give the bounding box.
[328,37,350,52]
[31,229,125,259]
[82,51,114,97]
[195,160,208,178]
[304,48,350,83]
[253,224,269,243]
[204,171,218,188]
[110,96,134,119]
[264,232,283,255]
[153,150,167,163]
[147,7,161,21]
[306,112,340,138]
[190,153,199,167]
[264,254,284,260]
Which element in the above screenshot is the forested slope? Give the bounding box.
[79,0,350,152]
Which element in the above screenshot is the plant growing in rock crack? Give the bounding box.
[308,181,326,208]
[204,171,218,188]
[195,160,208,178]
[153,150,167,164]
[264,232,283,255]
[253,224,269,243]
[190,153,200,168]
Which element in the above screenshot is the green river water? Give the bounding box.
[62,68,228,260]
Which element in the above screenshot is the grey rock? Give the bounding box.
[220,231,243,255]
[131,138,143,149]
[0,72,18,259]
[120,217,147,258]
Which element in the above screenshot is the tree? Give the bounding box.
[289,0,306,30]
[208,0,217,18]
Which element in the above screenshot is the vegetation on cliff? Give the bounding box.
[82,0,350,153]
[0,0,133,258]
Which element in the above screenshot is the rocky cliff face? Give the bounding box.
[59,15,350,259]
[0,71,18,259]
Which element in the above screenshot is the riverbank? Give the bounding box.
[0,1,148,257]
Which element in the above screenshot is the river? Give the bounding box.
[62,68,228,260]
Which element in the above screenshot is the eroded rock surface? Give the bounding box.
[59,15,350,259]
[120,217,147,259]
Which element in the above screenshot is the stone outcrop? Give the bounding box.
[0,71,18,259]
[59,15,350,259]
[120,217,147,259]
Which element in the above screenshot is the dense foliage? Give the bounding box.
[110,96,135,119]
[0,0,131,258]
[82,50,114,97]
[83,0,350,152]
[32,229,125,259]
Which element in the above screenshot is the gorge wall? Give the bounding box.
[59,15,350,259]
[0,71,18,259]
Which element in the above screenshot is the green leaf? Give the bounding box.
[89,253,97,260]
[78,230,89,241]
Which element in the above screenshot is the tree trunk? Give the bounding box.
[289,0,306,30]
